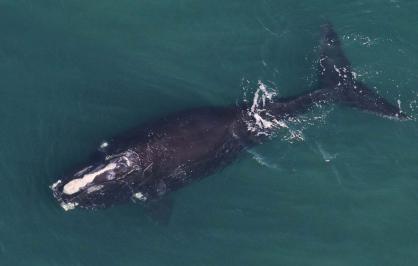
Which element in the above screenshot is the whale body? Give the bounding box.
[51,23,407,212]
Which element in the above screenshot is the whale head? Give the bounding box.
[51,149,143,211]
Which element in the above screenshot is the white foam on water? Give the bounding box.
[342,33,381,47]
[242,79,331,142]
[285,129,305,142]
[245,81,283,136]
[409,99,417,112]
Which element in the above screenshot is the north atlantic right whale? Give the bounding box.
[50,23,408,213]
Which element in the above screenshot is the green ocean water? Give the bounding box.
[1,0,418,265]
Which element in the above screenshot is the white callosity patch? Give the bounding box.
[133,192,147,201]
[397,99,402,112]
[63,163,117,195]
[100,141,109,149]
[62,149,141,195]
[60,201,78,211]
[86,185,104,194]
[50,179,62,190]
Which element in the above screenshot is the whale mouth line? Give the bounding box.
[50,149,142,211]
[62,149,141,196]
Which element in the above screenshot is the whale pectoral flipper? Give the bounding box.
[318,22,408,119]
[144,198,174,225]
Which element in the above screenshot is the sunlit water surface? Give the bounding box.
[1,0,418,265]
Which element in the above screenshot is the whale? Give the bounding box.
[51,23,408,213]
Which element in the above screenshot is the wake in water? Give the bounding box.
[241,79,333,168]
[241,79,331,143]
[245,148,278,169]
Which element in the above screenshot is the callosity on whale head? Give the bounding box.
[50,22,409,213]
[50,149,145,211]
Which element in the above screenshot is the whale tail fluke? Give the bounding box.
[267,22,408,120]
[318,22,408,119]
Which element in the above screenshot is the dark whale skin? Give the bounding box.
[51,23,407,211]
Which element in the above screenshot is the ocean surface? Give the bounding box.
[1,0,418,265]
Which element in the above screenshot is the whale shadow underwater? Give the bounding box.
[51,23,409,220]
